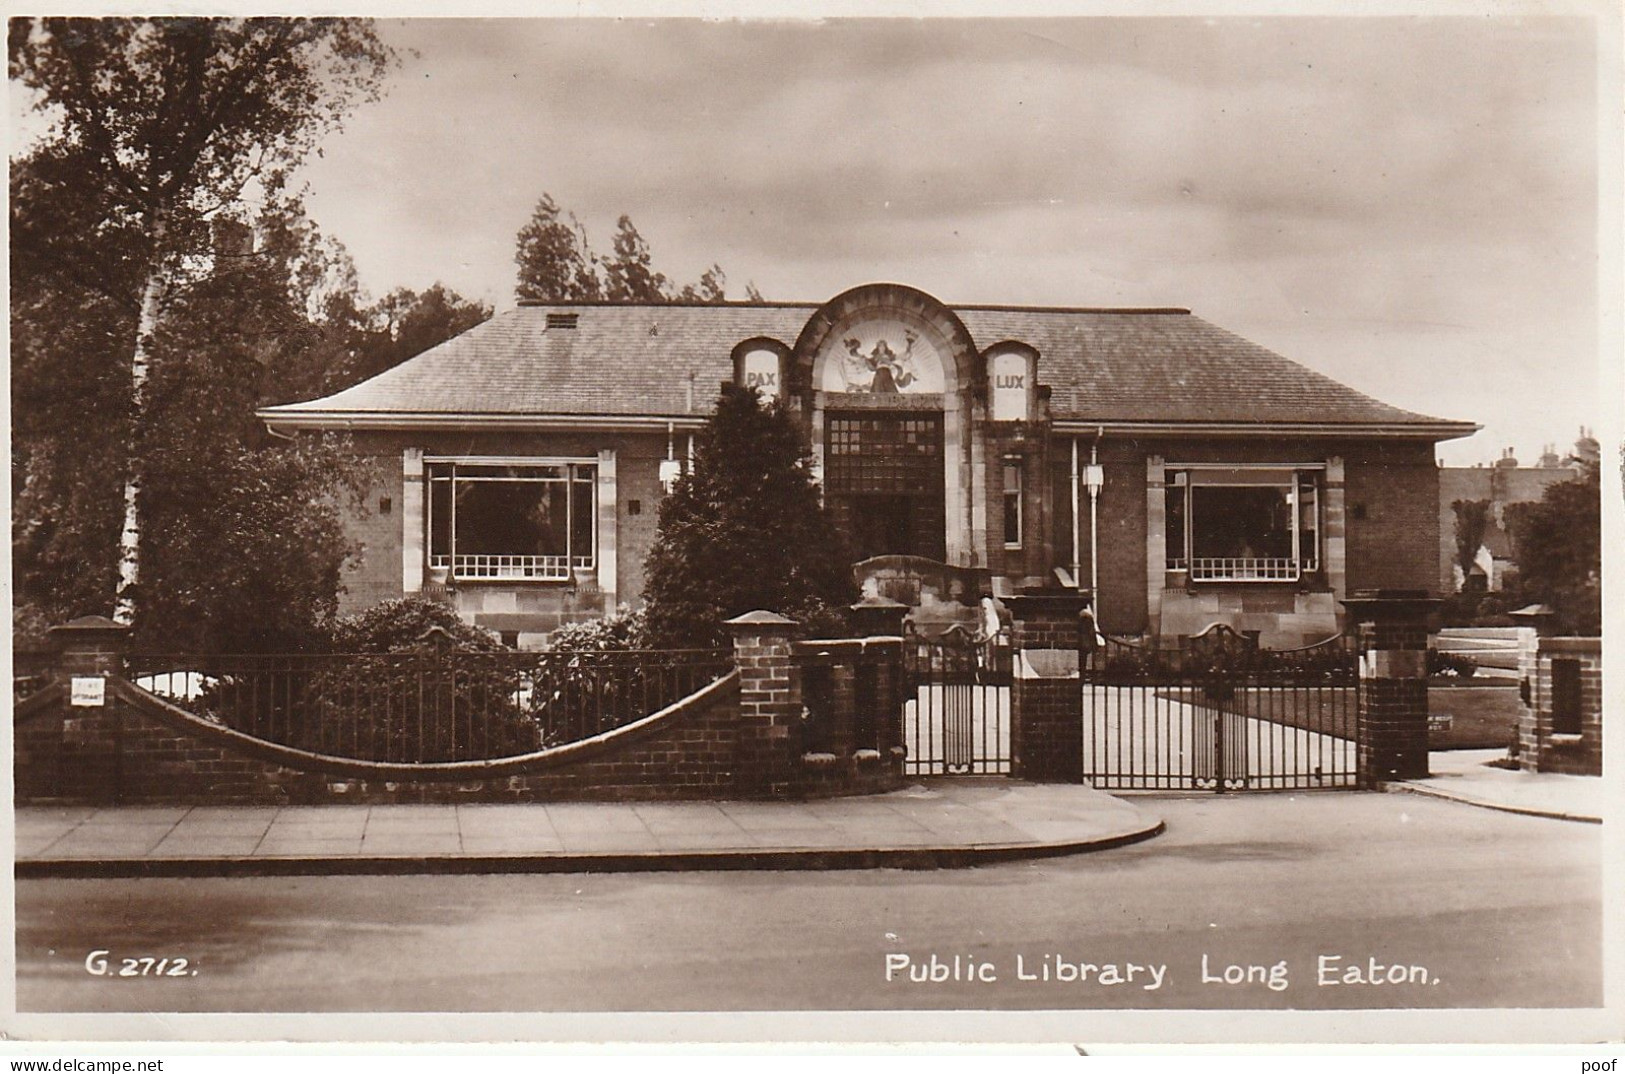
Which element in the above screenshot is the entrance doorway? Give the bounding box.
[825,413,945,562]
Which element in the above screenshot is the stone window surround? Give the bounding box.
[425,455,599,582]
[1145,454,1347,640]
[1163,462,1326,583]
[401,448,618,606]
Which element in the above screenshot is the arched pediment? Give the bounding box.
[791,283,981,401]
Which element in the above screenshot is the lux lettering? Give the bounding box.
[995,374,1024,389]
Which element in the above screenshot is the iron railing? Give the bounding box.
[125,648,732,764]
[1082,626,1359,791]
[902,622,1013,776]
[12,649,54,703]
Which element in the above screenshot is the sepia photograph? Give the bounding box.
[5,2,1618,1049]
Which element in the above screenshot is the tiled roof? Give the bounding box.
[262,302,1471,432]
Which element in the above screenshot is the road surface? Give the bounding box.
[15,790,1600,1012]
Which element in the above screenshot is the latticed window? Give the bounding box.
[1165,466,1321,582]
[427,461,596,581]
[825,415,943,492]
[825,414,945,562]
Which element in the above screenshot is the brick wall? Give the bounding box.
[336,449,402,614]
[17,617,908,806]
[733,624,907,798]
[1344,440,1440,593]
[1347,597,1434,785]
[1008,593,1087,783]
[1072,437,1442,640]
[1517,635,1603,776]
[1095,442,1149,634]
[1013,678,1083,782]
[16,675,752,805]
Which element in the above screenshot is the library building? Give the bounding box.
[260,282,1477,649]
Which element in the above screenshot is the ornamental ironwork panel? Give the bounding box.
[901,620,1012,776]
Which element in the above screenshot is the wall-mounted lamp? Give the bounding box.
[1085,429,1105,620]
[660,421,682,493]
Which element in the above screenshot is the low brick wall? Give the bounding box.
[1517,635,1602,776]
[785,636,907,798]
[16,611,910,806]
[16,673,751,805]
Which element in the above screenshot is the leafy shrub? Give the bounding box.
[1470,593,1514,628]
[328,596,502,653]
[1427,648,1478,678]
[1437,590,1481,629]
[192,597,541,762]
[800,604,853,640]
[12,599,56,651]
[531,606,729,743]
[546,605,649,653]
[641,384,855,648]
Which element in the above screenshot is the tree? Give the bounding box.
[11,181,376,651]
[514,193,602,302]
[677,264,726,303]
[10,16,396,627]
[513,193,758,304]
[1450,498,1491,589]
[602,214,670,302]
[1505,461,1601,634]
[641,385,855,648]
[326,283,492,389]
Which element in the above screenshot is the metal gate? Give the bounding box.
[1080,624,1359,791]
[902,621,1012,775]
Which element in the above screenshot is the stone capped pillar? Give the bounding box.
[1509,603,1557,716]
[47,616,132,804]
[849,593,908,638]
[1341,589,1438,785]
[49,615,130,680]
[1008,591,1092,783]
[726,610,803,794]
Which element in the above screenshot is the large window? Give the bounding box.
[427,461,597,581]
[1165,467,1320,582]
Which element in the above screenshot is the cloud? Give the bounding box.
[291,16,1601,463]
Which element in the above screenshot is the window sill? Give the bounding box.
[1548,732,1586,744]
[448,577,590,587]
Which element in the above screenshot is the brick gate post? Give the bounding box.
[1008,591,1092,783]
[47,615,132,804]
[726,610,803,795]
[1341,589,1438,786]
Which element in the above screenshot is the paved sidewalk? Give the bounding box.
[1391,749,1604,823]
[14,781,1163,877]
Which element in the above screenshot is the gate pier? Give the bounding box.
[1008,591,1092,783]
[1342,589,1438,786]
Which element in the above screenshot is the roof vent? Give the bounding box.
[546,312,579,330]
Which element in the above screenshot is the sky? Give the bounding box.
[16,13,1615,467]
